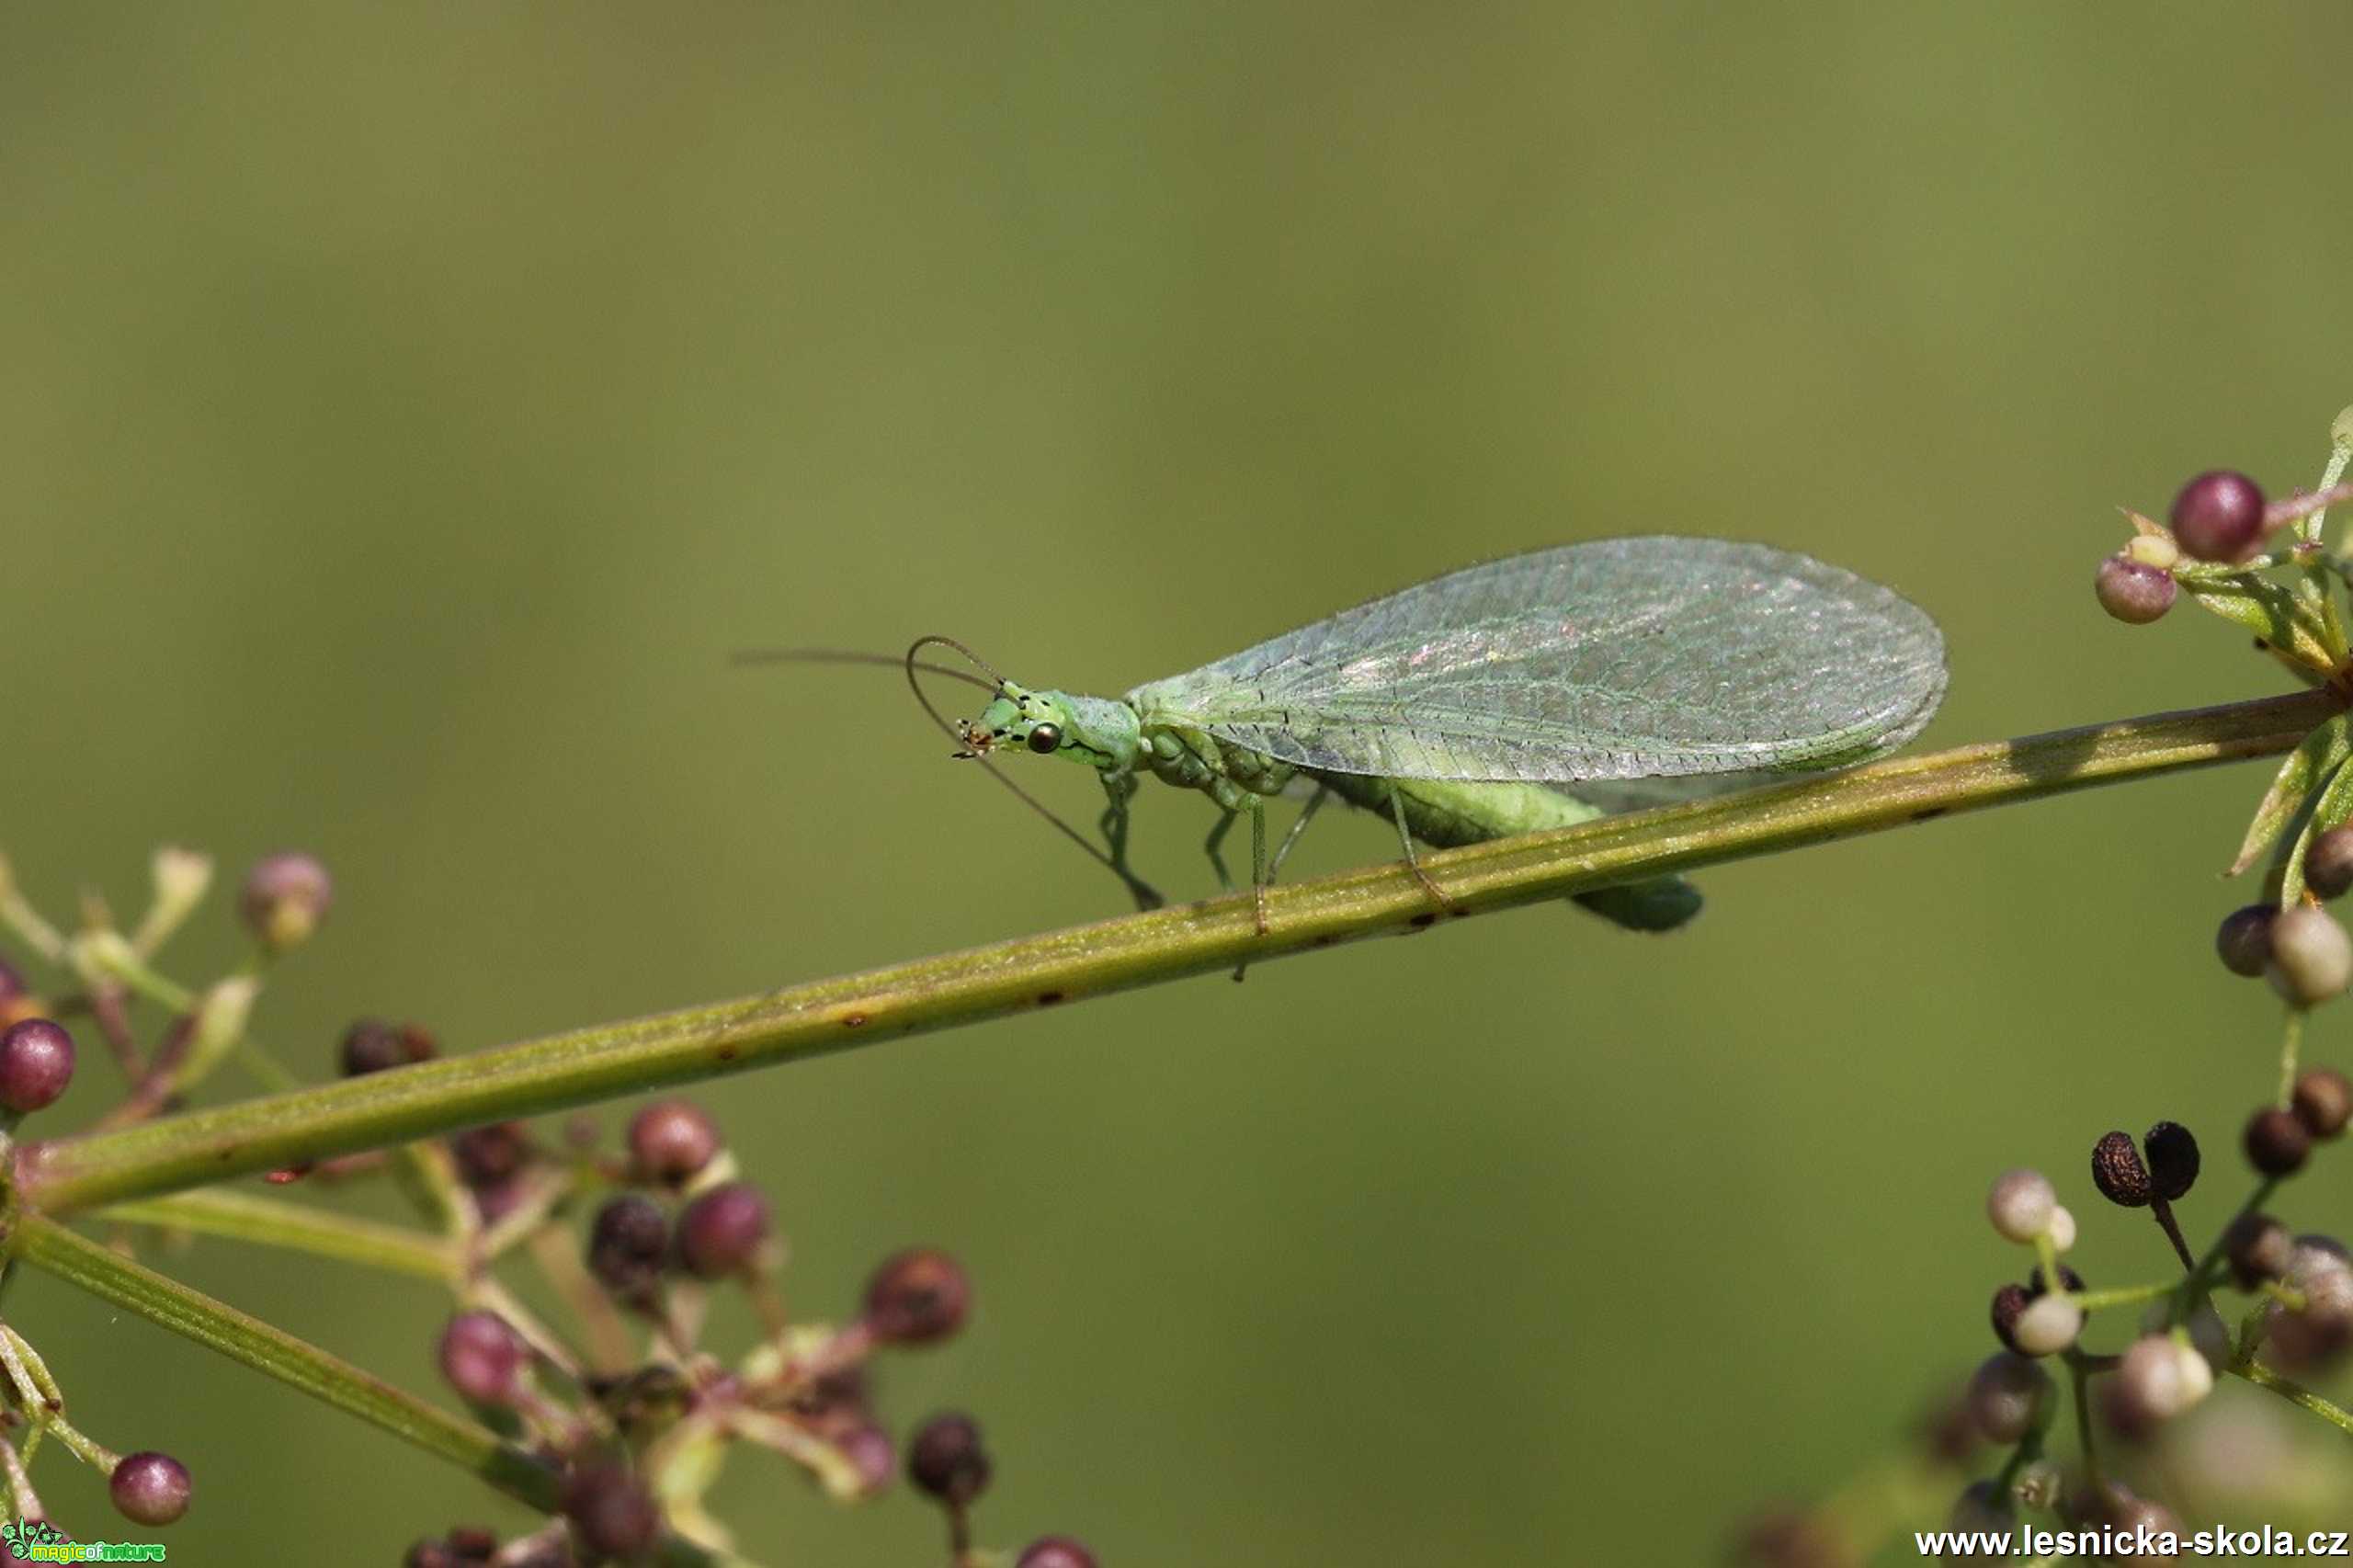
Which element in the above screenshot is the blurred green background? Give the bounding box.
[6,5,2353,1562]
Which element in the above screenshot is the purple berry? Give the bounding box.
[338,1017,435,1077]
[906,1414,990,1506]
[675,1182,769,1278]
[626,1100,720,1185]
[2170,469,2268,562]
[0,1018,74,1112]
[2216,903,2278,979]
[2310,829,2353,901]
[2246,1107,2312,1176]
[450,1122,532,1189]
[862,1248,972,1345]
[1017,1538,1098,1568]
[108,1450,191,1526]
[562,1463,659,1559]
[586,1195,670,1299]
[239,851,333,950]
[438,1312,526,1404]
[2094,556,2175,624]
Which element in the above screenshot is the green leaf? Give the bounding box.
[2180,573,2339,675]
[2232,713,2353,876]
[2284,744,2353,903]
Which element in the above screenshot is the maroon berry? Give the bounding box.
[2094,556,2176,624]
[2311,830,2353,901]
[2170,469,2268,562]
[563,1463,659,1560]
[2216,903,2278,978]
[2293,1067,2353,1140]
[0,1018,74,1112]
[2143,1119,2200,1200]
[675,1182,769,1278]
[2246,1107,2312,1176]
[626,1100,720,1185]
[906,1414,991,1506]
[2090,1131,2151,1207]
[438,1312,526,1404]
[450,1122,532,1188]
[2226,1212,2293,1289]
[862,1248,972,1345]
[586,1196,670,1299]
[1017,1539,1098,1568]
[108,1450,191,1527]
[1989,1283,2029,1353]
[239,851,332,949]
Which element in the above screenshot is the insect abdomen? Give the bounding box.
[1310,772,1701,933]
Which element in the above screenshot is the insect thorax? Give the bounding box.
[1135,722,1297,811]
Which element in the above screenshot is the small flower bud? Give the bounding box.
[438,1312,526,1405]
[2124,532,2178,570]
[562,1463,660,1560]
[2267,904,2353,1006]
[2292,1067,2352,1140]
[2225,1212,2292,1288]
[108,1451,191,1527]
[239,851,332,951]
[2044,1204,2077,1252]
[2091,1131,2151,1206]
[2114,1334,2212,1425]
[906,1414,990,1506]
[138,846,213,950]
[1017,1539,1099,1568]
[2170,469,2268,562]
[0,1018,75,1113]
[862,1248,972,1346]
[2094,556,2176,624]
[836,1424,896,1496]
[2012,1293,2084,1357]
[2245,1107,2312,1176]
[2143,1120,2199,1200]
[2215,903,2278,978]
[2013,1459,2063,1512]
[586,1196,670,1299]
[627,1100,721,1186]
[1985,1169,2056,1244]
[675,1182,771,1278]
[1965,1352,2051,1444]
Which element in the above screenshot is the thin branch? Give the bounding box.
[14,689,2339,1218]
[93,1188,456,1282]
[3,1214,562,1510]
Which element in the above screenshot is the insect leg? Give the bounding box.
[1097,772,1163,911]
[1382,780,1459,911]
[1266,783,1330,882]
[1201,809,1239,892]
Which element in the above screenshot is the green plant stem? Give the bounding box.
[4,1214,561,1510]
[92,1188,456,1282]
[2231,1354,2353,1436]
[15,689,2341,1216]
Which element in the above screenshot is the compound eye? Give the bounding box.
[1026,723,1062,755]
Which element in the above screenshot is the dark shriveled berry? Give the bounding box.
[2143,1120,2200,1200]
[2226,1212,2293,1289]
[438,1312,526,1404]
[2090,1131,2152,1207]
[108,1450,191,1527]
[1989,1284,2030,1353]
[863,1248,972,1345]
[563,1463,659,1560]
[2245,1107,2313,1176]
[2216,903,2278,978]
[906,1414,991,1506]
[626,1100,721,1185]
[1017,1539,1099,1568]
[587,1196,670,1299]
[338,1017,436,1077]
[2094,556,2176,624]
[2170,470,2268,563]
[0,1018,74,1113]
[2293,1067,2353,1140]
[675,1182,770,1278]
